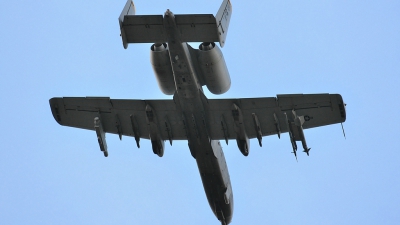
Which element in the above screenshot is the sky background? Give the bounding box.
[1,0,399,224]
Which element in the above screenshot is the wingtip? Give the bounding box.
[49,97,63,125]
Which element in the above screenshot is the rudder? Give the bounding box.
[215,0,232,47]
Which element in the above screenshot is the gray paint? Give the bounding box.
[150,43,176,95]
[49,1,346,224]
[197,42,231,94]
[162,7,233,223]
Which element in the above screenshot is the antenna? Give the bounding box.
[341,123,346,139]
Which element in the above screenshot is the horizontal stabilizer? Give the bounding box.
[119,0,232,48]
[175,14,220,43]
[121,15,167,45]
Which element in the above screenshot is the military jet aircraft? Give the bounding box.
[49,0,346,224]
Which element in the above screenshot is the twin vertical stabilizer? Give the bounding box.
[215,0,232,47]
[119,0,136,49]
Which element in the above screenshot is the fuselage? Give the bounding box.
[163,10,233,224]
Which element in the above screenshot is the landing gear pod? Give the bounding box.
[145,104,165,157]
[231,103,250,156]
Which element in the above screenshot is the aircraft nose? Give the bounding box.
[164,9,174,17]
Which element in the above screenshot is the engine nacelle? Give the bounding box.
[197,42,231,94]
[150,43,175,95]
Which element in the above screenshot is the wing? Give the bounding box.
[204,93,346,140]
[50,93,346,143]
[49,97,188,141]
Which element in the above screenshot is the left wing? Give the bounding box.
[49,97,188,141]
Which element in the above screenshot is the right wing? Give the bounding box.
[204,93,346,140]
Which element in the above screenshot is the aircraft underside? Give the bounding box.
[49,1,346,224]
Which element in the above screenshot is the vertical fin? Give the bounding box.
[119,0,136,49]
[215,0,232,47]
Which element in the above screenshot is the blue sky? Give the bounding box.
[1,0,399,224]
